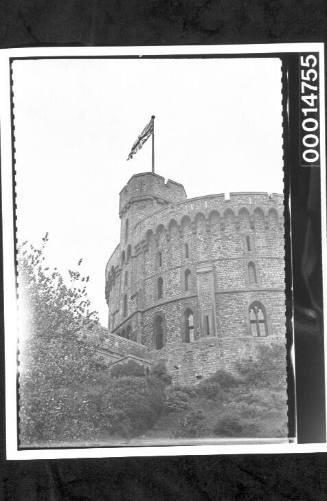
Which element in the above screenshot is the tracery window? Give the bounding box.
[249,302,268,336]
[157,277,163,299]
[248,261,257,284]
[154,315,165,349]
[185,269,191,291]
[184,309,194,343]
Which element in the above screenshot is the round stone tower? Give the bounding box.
[105,172,286,385]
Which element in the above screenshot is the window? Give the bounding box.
[125,219,129,243]
[249,302,268,336]
[205,315,210,336]
[157,277,163,299]
[248,261,257,284]
[124,271,128,286]
[126,325,131,340]
[154,315,165,349]
[123,294,127,317]
[185,269,191,291]
[246,235,251,251]
[158,251,162,268]
[185,309,194,343]
[185,243,189,258]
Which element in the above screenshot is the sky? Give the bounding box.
[12,57,283,325]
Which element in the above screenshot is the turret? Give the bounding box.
[119,172,187,245]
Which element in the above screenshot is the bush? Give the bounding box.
[213,416,259,438]
[99,375,165,437]
[195,380,223,400]
[164,388,191,413]
[151,361,172,385]
[237,343,286,389]
[111,360,146,378]
[206,369,242,389]
[174,410,206,438]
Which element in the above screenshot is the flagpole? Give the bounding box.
[151,115,155,174]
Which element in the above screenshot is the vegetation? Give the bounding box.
[18,237,288,445]
[18,235,103,445]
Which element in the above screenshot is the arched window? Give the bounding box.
[249,302,268,336]
[184,309,194,343]
[246,235,251,251]
[124,271,128,287]
[123,294,127,317]
[157,251,162,268]
[248,261,257,284]
[185,269,191,291]
[185,243,189,258]
[157,277,163,299]
[154,315,165,349]
[125,219,129,243]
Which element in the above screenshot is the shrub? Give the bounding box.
[195,380,223,400]
[164,388,191,413]
[111,360,146,378]
[213,416,259,438]
[99,375,165,437]
[237,343,286,389]
[151,361,172,385]
[174,410,206,438]
[206,369,242,389]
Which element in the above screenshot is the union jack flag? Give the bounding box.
[127,117,154,161]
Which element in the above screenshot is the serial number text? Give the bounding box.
[300,54,320,166]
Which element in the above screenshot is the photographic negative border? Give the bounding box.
[0,43,326,459]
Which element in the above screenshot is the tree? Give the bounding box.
[18,234,103,445]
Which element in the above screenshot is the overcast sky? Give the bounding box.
[12,57,283,325]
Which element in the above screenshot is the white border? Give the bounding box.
[1,43,325,460]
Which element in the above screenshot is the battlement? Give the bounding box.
[119,172,187,217]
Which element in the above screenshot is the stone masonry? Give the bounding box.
[105,172,286,385]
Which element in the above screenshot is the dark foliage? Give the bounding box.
[110,360,146,378]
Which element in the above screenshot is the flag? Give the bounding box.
[127,117,154,161]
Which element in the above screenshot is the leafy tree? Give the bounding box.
[18,235,102,445]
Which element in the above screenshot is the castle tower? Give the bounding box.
[119,172,187,248]
[105,173,286,385]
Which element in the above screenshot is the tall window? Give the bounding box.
[249,302,267,336]
[204,314,210,336]
[185,269,191,291]
[248,261,257,284]
[185,243,189,258]
[125,219,129,243]
[126,325,131,340]
[154,315,165,349]
[124,271,128,287]
[185,309,194,343]
[157,277,163,299]
[158,251,162,268]
[123,294,127,317]
[246,235,251,251]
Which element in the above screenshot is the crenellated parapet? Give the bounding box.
[129,192,284,255]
